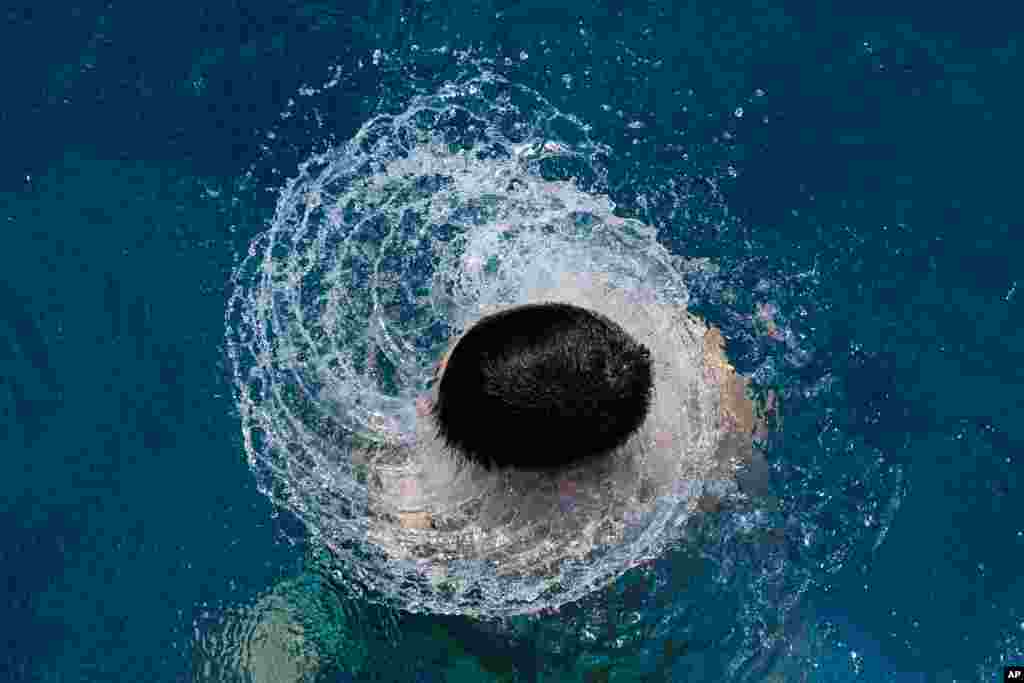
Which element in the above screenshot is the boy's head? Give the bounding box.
[430,302,654,471]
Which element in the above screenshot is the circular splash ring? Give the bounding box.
[225,72,752,617]
[226,67,905,671]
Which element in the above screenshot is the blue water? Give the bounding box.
[2,2,1022,681]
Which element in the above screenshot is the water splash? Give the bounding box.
[227,69,731,618]
[225,56,904,678]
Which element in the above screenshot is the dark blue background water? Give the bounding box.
[2,2,1021,681]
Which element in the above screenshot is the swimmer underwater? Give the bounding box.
[348,272,776,583]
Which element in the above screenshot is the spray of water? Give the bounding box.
[226,70,742,618]
[225,56,906,677]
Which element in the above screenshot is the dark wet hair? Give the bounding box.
[431,302,654,471]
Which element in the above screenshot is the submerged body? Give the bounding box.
[349,274,773,585]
